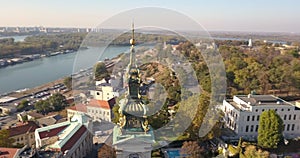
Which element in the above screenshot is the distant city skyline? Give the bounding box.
[1,0,300,33]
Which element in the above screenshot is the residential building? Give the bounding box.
[66,104,87,119]
[35,114,93,158]
[221,94,300,140]
[7,121,39,147]
[86,98,115,122]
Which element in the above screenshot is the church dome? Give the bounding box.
[119,98,148,117]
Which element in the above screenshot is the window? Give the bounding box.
[287,124,290,131]
[289,115,291,120]
[257,115,260,121]
[288,109,290,111]
[294,114,297,120]
[255,109,258,112]
[281,108,284,111]
[284,115,287,120]
[256,125,259,132]
[96,92,100,95]
[275,109,278,112]
[246,125,249,132]
[247,116,250,121]
[262,109,265,112]
[292,124,295,131]
[250,125,254,132]
[252,116,255,121]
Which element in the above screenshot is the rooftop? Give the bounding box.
[87,98,115,109]
[27,111,44,119]
[236,95,292,106]
[36,114,90,152]
[0,147,19,158]
[8,121,39,137]
[66,104,87,113]
[37,114,66,127]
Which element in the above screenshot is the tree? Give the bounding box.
[16,99,29,112]
[34,93,68,114]
[94,62,110,81]
[48,93,68,111]
[258,109,284,148]
[180,141,204,157]
[63,76,72,90]
[0,129,15,147]
[241,145,270,158]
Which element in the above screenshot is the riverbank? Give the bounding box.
[0,49,76,69]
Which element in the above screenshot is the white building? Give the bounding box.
[35,114,93,158]
[221,94,300,140]
[86,98,116,122]
[90,83,119,101]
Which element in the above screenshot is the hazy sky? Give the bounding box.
[0,0,299,32]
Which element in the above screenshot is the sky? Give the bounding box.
[0,0,299,32]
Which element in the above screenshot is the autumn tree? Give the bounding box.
[63,76,72,90]
[180,141,204,158]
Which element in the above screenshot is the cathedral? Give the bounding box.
[112,23,155,158]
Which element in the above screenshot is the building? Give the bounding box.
[66,104,87,119]
[36,114,67,127]
[90,82,119,101]
[0,147,20,158]
[7,121,39,147]
[221,94,300,140]
[35,114,93,158]
[113,23,155,158]
[86,98,116,122]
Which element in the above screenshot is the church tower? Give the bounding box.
[113,23,155,158]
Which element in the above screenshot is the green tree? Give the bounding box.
[94,62,110,81]
[258,109,284,148]
[48,93,68,111]
[16,99,29,112]
[34,93,67,114]
[0,129,15,147]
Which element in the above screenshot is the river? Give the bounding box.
[0,46,131,95]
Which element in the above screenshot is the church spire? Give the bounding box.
[127,22,140,99]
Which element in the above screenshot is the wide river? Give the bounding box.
[0,46,131,95]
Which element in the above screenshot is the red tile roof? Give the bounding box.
[66,104,87,113]
[0,148,19,158]
[87,98,115,109]
[61,125,87,152]
[38,125,68,139]
[8,121,39,137]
